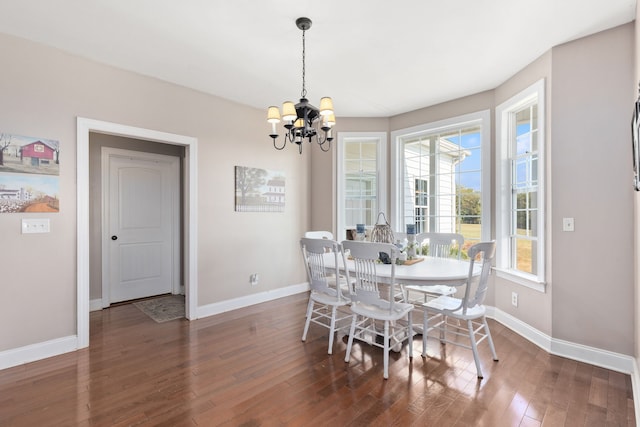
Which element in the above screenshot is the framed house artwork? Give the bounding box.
[0,132,60,213]
[235,166,285,212]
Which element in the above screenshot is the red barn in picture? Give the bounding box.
[20,140,56,168]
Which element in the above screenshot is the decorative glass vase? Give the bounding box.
[407,234,417,259]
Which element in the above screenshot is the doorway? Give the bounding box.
[101,147,180,305]
[77,117,199,349]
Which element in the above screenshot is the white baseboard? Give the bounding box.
[197,282,309,319]
[490,307,640,421]
[488,307,634,374]
[0,335,78,371]
[90,299,103,312]
[632,359,640,424]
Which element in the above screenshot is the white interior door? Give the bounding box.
[102,148,180,305]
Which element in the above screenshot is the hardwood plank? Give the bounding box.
[0,293,634,426]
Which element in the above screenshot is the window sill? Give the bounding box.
[493,268,546,293]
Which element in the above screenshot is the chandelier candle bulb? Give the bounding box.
[267,106,281,136]
[319,97,334,116]
[282,102,297,122]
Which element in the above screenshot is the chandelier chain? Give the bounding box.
[301,28,307,99]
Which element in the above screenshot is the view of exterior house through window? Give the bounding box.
[344,139,378,231]
[400,122,483,258]
[510,104,538,275]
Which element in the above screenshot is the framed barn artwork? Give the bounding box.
[0,132,60,213]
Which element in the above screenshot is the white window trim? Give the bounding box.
[495,79,546,292]
[390,110,491,240]
[336,132,387,241]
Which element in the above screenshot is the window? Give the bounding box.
[391,111,490,257]
[496,79,545,290]
[337,132,387,241]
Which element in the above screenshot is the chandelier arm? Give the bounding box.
[319,140,331,152]
[284,129,294,143]
[272,137,286,150]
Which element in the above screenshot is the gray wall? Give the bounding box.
[551,24,634,354]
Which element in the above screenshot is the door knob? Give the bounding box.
[111,235,118,240]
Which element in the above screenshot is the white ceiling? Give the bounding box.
[0,1,636,117]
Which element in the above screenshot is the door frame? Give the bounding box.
[77,117,198,349]
[101,147,181,306]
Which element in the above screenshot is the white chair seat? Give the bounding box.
[403,284,456,304]
[350,301,413,321]
[310,290,350,306]
[423,295,486,319]
[405,284,455,296]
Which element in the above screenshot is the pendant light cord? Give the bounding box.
[301,28,307,99]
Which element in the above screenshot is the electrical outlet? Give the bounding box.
[562,217,575,232]
[511,291,518,307]
[250,273,259,286]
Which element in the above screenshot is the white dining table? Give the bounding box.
[322,252,479,343]
[324,253,478,287]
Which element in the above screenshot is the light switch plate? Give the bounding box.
[22,218,50,234]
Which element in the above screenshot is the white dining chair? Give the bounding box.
[403,232,465,304]
[304,230,334,240]
[300,237,351,354]
[422,241,498,378]
[341,240,414,379]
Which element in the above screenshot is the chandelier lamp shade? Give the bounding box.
[267,17,335,154]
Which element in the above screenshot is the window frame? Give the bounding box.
[495,79,546,291]
[336,132,387,242]
[390,110,491,243]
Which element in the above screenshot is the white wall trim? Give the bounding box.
[632,358,640,424]
[0,336,77,370]
[90,299,103,312]
[77,117,199,350]
[197,283,310,319]
[488,307,634,374]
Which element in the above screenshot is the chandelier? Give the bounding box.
[267,17,335,154]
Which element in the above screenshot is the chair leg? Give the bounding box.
[383,320,390,379]
[483,316,499,361]
[422,309,428,357]
[440,315,446,343]
[407,310,413,360]
[344,315,357,363]
[467,319,483,379]
[327,305,337,355]
[301,299,314,342]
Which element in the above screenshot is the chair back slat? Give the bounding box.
[462,241,496,312]
[417,232,465,259]
[341,240,397,312]
[300,237,345,301]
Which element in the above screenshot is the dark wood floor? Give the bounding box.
[0,293,635,426]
